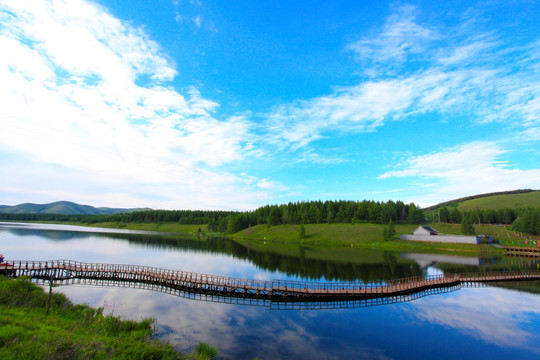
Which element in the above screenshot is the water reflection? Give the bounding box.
[55,283,540,359]
[0,221,165,235]
[32,276,463,310]
[400,252,502,276]
[0,222,532,283]
[0,222,424,281]
[3,222,540,359]
[411,286,540,354]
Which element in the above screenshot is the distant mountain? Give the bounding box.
[424,189,540,211]
[0,201,151,215]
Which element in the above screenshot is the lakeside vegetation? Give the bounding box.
[0,276,217,360]
[1,190,538,247]
[57,221,535,255]
[232,221,538,253]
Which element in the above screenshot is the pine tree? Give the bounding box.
[298,224,306,239]
[407,203,423,224]
[461,216,476,235]
[388,219,396,237]
[450,208,462,224]
[383,227,389,241]
[440,207,450,223]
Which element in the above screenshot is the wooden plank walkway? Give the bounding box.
[2,260,540,300]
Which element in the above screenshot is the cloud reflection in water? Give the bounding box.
[409,286,540,354]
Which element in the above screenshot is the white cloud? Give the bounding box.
[297,150,348,165]
[378,141,540,206]
[348,4,436,68]
[0,0,266,209]
[265,5,540,150]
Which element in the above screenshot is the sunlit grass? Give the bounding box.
[232,222,496,255]
[0,276,216,359]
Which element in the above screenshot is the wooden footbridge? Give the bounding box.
[2,260,540,303]
[505,246,540,257]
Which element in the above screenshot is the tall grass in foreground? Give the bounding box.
[0,276,217,359]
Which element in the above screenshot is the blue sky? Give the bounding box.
[0,0,539,210]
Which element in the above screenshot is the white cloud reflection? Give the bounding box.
[409,286,540,353]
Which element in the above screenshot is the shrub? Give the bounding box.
[194,342,218,360]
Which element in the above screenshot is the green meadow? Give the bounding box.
[0,276,218,360]
[456,190,540,211]
[74,220,538,255]
[231,222,504,254]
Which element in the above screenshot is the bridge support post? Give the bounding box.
[46,275,53,315]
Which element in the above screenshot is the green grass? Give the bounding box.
[0,276,217,360]
[232,222,498,255]
[80,220,518,255]
[456,191,540,211]
[47,218,540,253]
[20,218,534,254]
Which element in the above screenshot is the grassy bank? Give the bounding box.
[0,276,217,360]
[232,222,504,254]
[33,219,538,253]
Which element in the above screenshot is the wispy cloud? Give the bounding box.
[378,141,540,206]
[348,4,437,70]
[172,0,208,31]
[265,4,540,151]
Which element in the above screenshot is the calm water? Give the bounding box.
[1,222,540,359]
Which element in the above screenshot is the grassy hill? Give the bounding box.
[456,191,540,211]
[0,201,150,215]
[424,189,540,211]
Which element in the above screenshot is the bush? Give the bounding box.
[194,342,218,360]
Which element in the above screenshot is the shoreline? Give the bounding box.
[1,220,513,255]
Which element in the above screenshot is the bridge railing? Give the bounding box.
[271,273,458,294]
[6,260,274,291]
[5,260,540,294]
[455,270,540,281]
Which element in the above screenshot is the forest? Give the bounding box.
[0,199,538,235]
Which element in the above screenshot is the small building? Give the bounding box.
[413,226,439,236]
[400,226,481,244]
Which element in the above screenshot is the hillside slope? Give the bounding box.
[424,190,539,211]
[0,201,150,215]
[456,191,540,211]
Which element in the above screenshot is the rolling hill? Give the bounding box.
[425,189,540,211]
[0,201,150,215]
[457,191,540,211]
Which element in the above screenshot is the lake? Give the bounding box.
[1,222,540,359]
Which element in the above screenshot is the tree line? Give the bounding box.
[427,207,518,225]
[512,208,540,235]
[0,200,423,233]
[1,200,538,235]
[0,209,232,225]
[430,206,540,236]
[208,200,424,233]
